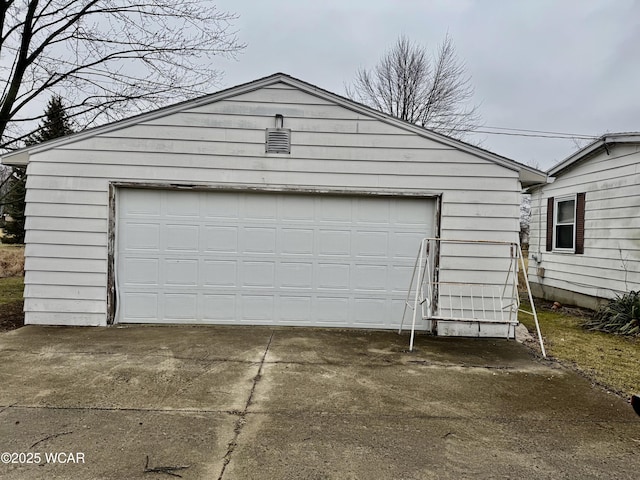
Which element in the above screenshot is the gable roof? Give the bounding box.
[1,72,546,186]
[549,132,640,176]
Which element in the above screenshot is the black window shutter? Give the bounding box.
[546,197,554,251]
[575,192,586,254]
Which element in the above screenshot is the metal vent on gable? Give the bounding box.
[266,114,291,153]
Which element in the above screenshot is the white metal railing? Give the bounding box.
[399,238,546,357]
[434,283,512,322]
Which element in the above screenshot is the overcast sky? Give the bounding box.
[211,0,640,171]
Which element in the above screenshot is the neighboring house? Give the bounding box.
[528,133,640,309]
[0,73,545,336]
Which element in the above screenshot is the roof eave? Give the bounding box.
[548,132,640,176]
[0,150,29,167]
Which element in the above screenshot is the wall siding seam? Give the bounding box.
[63,142,457,153]
[27,173,519,189]
[46,152,473,167]
[30,158,502,170]
[167,110,381,120]
[107,126,418,137]
[537,278,633,294]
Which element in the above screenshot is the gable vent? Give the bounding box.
[266,114,291,154]
[265,128,291,153]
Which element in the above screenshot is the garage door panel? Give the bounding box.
[279,262,313,289]
[392,232,424,259]
[389,299,408,326]
[242,295,274,320]
[202,226,238,253]
[165,259,198,286]
[280,196,315,222]
[354,298,387,326]
[202,294,236,320]
[242,227,277,254]
[318,230,350,256]
[319,197,352,223]
[317,263,350,290]
[279,296,312,322]
[165,293,197,319]
[123,189,161,216]
[117,189,435,327]
[280,228,314,255]
[353,264,387,291]
[203,192,239,219]
[202,260,237,287]
[353,231,388,257]
[123,223,160,251]
[389,265,415,293]
[166,191,200,217]
[122,258,159,285]
[393,200,431,226]
[242,261,276,287]
[355,198,390,224]
[124,292,158,320]
[166,225,199,251]
[314,297,350,323]
[244,195,277,221]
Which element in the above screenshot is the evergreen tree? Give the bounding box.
[1,96,74,244]
[1,167,26,244]
[25,96,75,146]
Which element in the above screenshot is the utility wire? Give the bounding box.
[448,125,598,140]
[479,125,599,138]
[467,129,596,140]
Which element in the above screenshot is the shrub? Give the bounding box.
[583,291,640,337]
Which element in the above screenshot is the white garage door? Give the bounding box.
[116,189,436,328]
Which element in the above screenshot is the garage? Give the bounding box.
[116,188,437,328]
[2,73,546,330]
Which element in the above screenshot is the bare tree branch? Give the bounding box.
[346,34,481,140]
[0,0,245,151]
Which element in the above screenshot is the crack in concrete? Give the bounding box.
[217,330,274,480]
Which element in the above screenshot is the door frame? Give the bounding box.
[107,181,443,325]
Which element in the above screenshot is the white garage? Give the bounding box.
[117,188,436,328]
[1,73,546,332]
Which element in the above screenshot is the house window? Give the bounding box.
[554,197,576,250]
[545,192,586,254]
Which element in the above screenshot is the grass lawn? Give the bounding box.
[0,243,25,277]
[0,276,24,331]
[520,300,640,398]
[0,276,24,304]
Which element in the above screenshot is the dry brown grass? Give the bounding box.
[520,300,640,398]
[0,244,25,277]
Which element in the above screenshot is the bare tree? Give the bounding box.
[346,34,480,139]
[0,0,245,151]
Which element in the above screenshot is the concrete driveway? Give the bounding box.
[0,326,638,480]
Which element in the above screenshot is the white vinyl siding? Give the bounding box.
[21,81,522,326]
[529,143,640,300]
